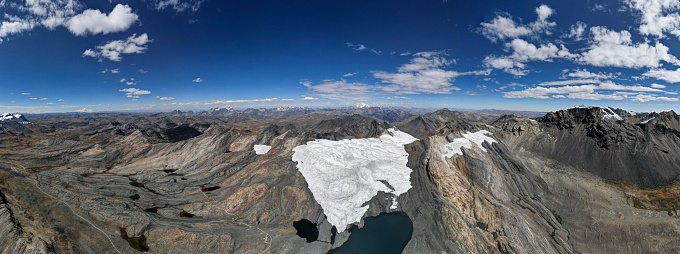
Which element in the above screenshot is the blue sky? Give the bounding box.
[1,0,679,113]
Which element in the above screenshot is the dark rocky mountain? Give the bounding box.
[499,106,680,188]
[395,108,490,138]
[0,106,678,253]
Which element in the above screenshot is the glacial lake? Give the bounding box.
[329,212,413,254]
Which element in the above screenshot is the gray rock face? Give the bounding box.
[0,108,678,253]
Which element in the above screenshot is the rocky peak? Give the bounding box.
[492,114,526,125]
[539,106,625,130]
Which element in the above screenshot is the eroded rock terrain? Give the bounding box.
[0,106,678,253]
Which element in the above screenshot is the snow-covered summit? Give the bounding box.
[0,113,29,123]
[354,102,370,108]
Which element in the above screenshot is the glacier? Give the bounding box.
[291,128,417,231]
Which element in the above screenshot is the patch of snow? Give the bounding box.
[640,117,655,124]
[291,128,417,231]
[253,145,272,155]
[601,107,622,121]
[390,196,398,209]
[442,130,497,158]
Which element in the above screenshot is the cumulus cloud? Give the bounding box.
[139,69,148,74]
[0,19,36,43]
[110,68,120,73]
[651,83,667,88]
[21,93,30,96]
[0,0,81,42]
[83,33,150,61]
[119,87,151,98]
[483,39,572,75]
[625,0,680,38]
[67,4,138,36]
[643,68,680,83]
[192,78,203,82]
[566,21,587,40]
[343,72,357,77]
[579,26,679,68]
[478,4,556,42]
[158,96,174,101]
[374,51,489,94]
[503,80,678,102]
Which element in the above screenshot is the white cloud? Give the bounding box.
[158,96,174,101]
[119,88,151,98]
[46,102,54,105]
[346,42,381,54]
[643,68,680,83]
[58,99,63,102]
[192,78,203,82]
[281,98,294,101]
[0,0,83,42]
[539,79,600,86]
[120,78,126,82]
[206,98,280,104]
[561,68,615,79]
[83,33,150,61]
[579,26,679,68]
[126,82,135,85]
[154,0,204,13]
[631,94,679,102]
[110,68,120,73]
[300,96,319,101]
[67,4,138,36]
[0,19,36,42]
[303,80,373,101]
[478,5,555,42]
[343,72,357,77]
[99,68,108,73]
[483,39,572,75]
[566,21,587,40]
[374,51,488,94]
[625,0,680,38]
[139,69,148,74]
[651,83,667,88]
[21,93,30,96]
[30,97,37,100]
[504,80,677,102]
[40,97,47,100]
[385,96,410,100]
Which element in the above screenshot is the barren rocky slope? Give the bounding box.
[0,107,678,253]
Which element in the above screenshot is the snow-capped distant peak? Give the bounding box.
[354,102,370,108]
[0,113,25,122]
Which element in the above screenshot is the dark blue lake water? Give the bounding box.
[329,212,413,254]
